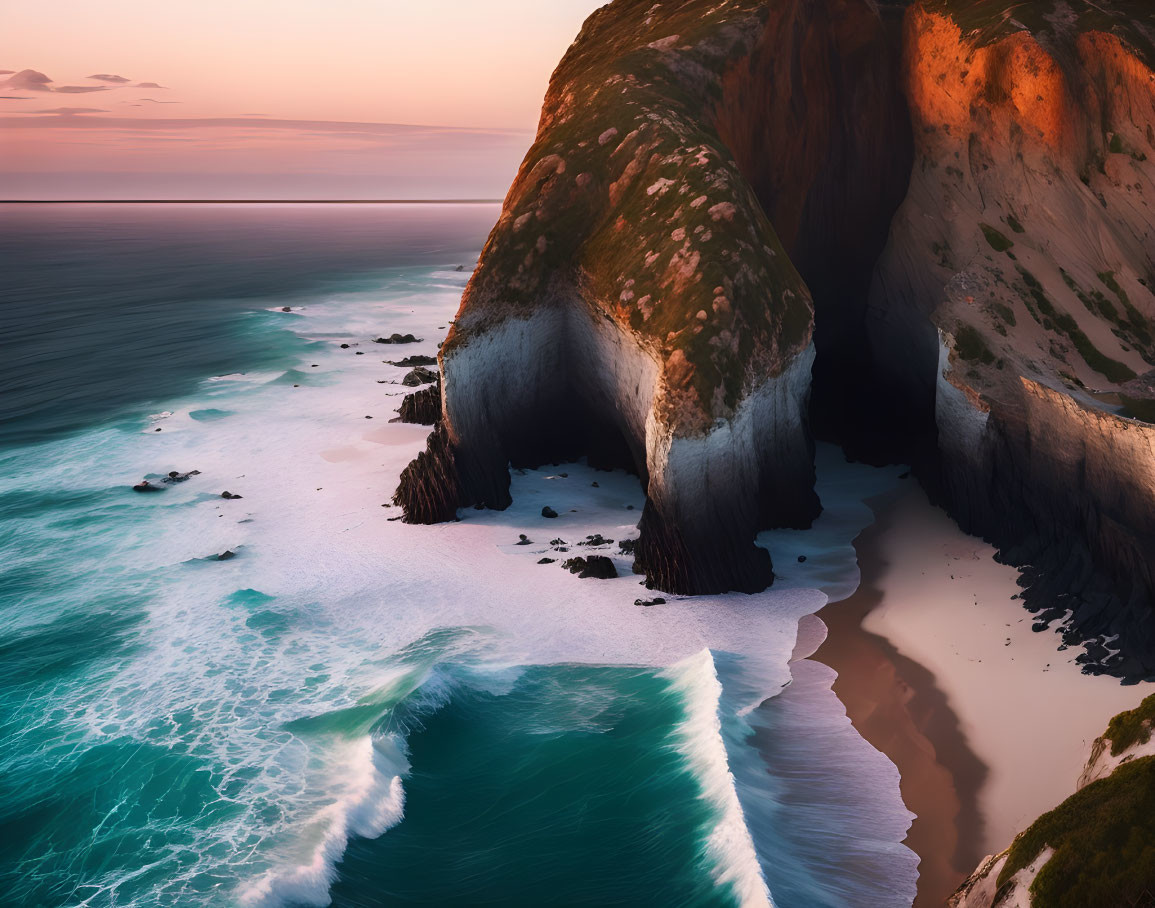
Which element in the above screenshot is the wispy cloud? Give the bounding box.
[140,98,180,104]
[32,107,108,115]
[136,81,166,89]
[87,73,130,83]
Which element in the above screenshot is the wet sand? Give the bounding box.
[814,485,985,906]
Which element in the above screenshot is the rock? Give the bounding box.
[340,343,350,349]
[456,265,465,272]
[221,491,243,500]
[541,506,558,519]
[132,480,161,493]
[619,538,637,556]
[516,534,533,545]
[401,366,438,387]
[374,333,421,344]
[538,557,556,564]
[217,550,236,561]
[281,306,291,312]
[161,469,200,485]
[394,384,442,425]
[798,555,807,563]
[635,597,666,606]
[582,534,613,547]
[386,355,438,367]
[562,555,617,579]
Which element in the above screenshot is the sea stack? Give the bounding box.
[396,0,1155,668]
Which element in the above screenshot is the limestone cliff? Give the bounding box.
[396,0,1155,645]
[872,0,1155,678]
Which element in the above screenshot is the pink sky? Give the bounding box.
[0,1,602,199]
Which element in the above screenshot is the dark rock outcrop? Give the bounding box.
[375,333,421,344]
[401,366,438,387]
[394,383,442,425]
[562,555,618,579]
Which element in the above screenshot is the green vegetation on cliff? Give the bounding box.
[997,756,1155,907]
[1104,692,1155,756]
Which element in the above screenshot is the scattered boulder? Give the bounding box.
[161,469,200,485]
[387,354,437,367]
[798,555,807,563]
[374,333,421,344]
[562,555,617,579]
[221,491,243,500]
[635,597,667,606]
[516,534,533,545]
[401,366,438,387]
[538,557,556,564]
[619,538,637,556]
[582,534,613,547]
[542,506,559,519]
[132,480,162,493]
[217,550,236,561]
[455,265,465,272]
[280,306,291,312]
[340,343,350,349]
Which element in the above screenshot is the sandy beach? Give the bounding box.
[815,481,1152,905]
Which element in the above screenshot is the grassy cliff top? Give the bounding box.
[997,756,1155,906]
[449,0,813,423]
[922,0,1155,67]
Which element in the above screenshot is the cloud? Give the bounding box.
[0,70,110,94]
[0,70,14,75]
[32,107,108,115]
[2,69,52,91]
[140,98,180,104]
[136,81,166,89]
[53,85,112,94]
[0,95,31,100]
[87,73,130,83]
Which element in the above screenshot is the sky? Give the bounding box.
[0,1,603,200]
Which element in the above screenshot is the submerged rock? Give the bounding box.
[217,550,236,561]
[220,491,243,500]
[132,480,162,493]
[541,506,558,519]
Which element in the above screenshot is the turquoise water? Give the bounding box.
[0,204,917,907]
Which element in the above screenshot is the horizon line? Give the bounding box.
[0,198,506,205]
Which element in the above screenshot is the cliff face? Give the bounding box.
[396,0,909,594]
[396,0,1155,646]
[871,0,1155,677]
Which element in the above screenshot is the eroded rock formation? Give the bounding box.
[397,0,1155,669]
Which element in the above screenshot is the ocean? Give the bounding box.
[0,203,917,907]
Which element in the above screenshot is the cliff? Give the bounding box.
[396,0,1155,653]
[950,693,1155,907]
[872,0,1155,679]
[396,0,910,594]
